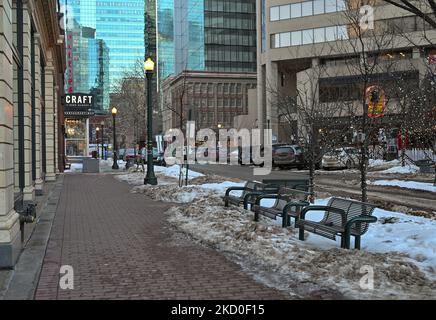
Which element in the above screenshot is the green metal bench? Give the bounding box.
[224,181,279,210]
[296,197,378,250]
[261,178,309,191]
[253,187,310,227]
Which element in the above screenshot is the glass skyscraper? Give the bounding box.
[204,0,257,72]
[145,0,256,87]
[65,20,110,111]
[63,0,145,89]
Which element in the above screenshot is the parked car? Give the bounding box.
[123,148,137,161]
[140,147,166,166]
[118,148,126,160]
[322,147,360,170]
[272,144,305,169]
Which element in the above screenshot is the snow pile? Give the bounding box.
[166,197,436,299]
[154,165,204,180]
[381,165,420,174]
[115,165,206,186]
[369,159,400,168]
[370,180,436,193]
[131,181,244,203]
[65,163,83,173]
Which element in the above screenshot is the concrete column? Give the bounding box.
[34,34,43,195]
[257,64,265,131]
[54,85,59,174]
[22,2,34,202]
[0,0,21,268]
[44,57,56,182]
[265,60,279,140]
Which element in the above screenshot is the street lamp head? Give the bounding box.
[144,57,155,73]
[96,127,100,132]
[111,106,118,115]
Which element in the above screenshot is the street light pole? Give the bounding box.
[101,121,105,160]
[96,127,100,159]
[144,57,157,185]
[112,107,119,170]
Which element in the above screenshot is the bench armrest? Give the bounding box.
[345,215,378,231]
[243,191,267,209]
[300,205,346,222]
[283,201,310,214]
[225,186,253,197]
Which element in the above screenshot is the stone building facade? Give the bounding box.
[0,0,65,268]
[161,71,257,133]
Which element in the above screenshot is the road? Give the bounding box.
[190,164,436,214]
[190,164,309,182]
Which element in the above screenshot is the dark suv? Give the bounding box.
[272,145,305,169]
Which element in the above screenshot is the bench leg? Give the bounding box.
[281,214,287,228]
[254,209,259,222]
[224,198,229,207]
[344,233,351,249]
[293,217,298,228]
[298,227,305,241]
[354,236,361,250]
[340,236,346,249]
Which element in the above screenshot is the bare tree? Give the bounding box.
[326,2,400,202]
[383,0,436,29]
[269,63,351,200]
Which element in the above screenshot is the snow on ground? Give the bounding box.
[166,195,435,299]
[99,159,126,168]
[116,169,436,298]
[154,165,204,180]
[115,165,208,187]
[380,165,420,174]
[369,180,436,193]
[132,181,245,204]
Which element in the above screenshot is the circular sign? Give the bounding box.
[366,85,386,118]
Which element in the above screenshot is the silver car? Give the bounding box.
[322,147,360,170]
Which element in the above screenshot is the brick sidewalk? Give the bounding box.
[34,174,286,300]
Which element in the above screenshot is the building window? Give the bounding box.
[291,3,302,18]
[270,6,279,21]
[302,1,313,17]
[325,0,337,13]
[291,31,302,46]
[270,0,345,22]
[313,0,325,15]
[280,5,290,20]
[271,25,348,48]
[314,27,325,43]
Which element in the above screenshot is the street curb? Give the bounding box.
[2,176,64,300]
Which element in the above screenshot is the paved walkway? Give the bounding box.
[35,174,286,300]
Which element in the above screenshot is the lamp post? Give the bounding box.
[143,57,157,185]
[96,126,100,159]
[112,107,119,170]
[100,120,105,160]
